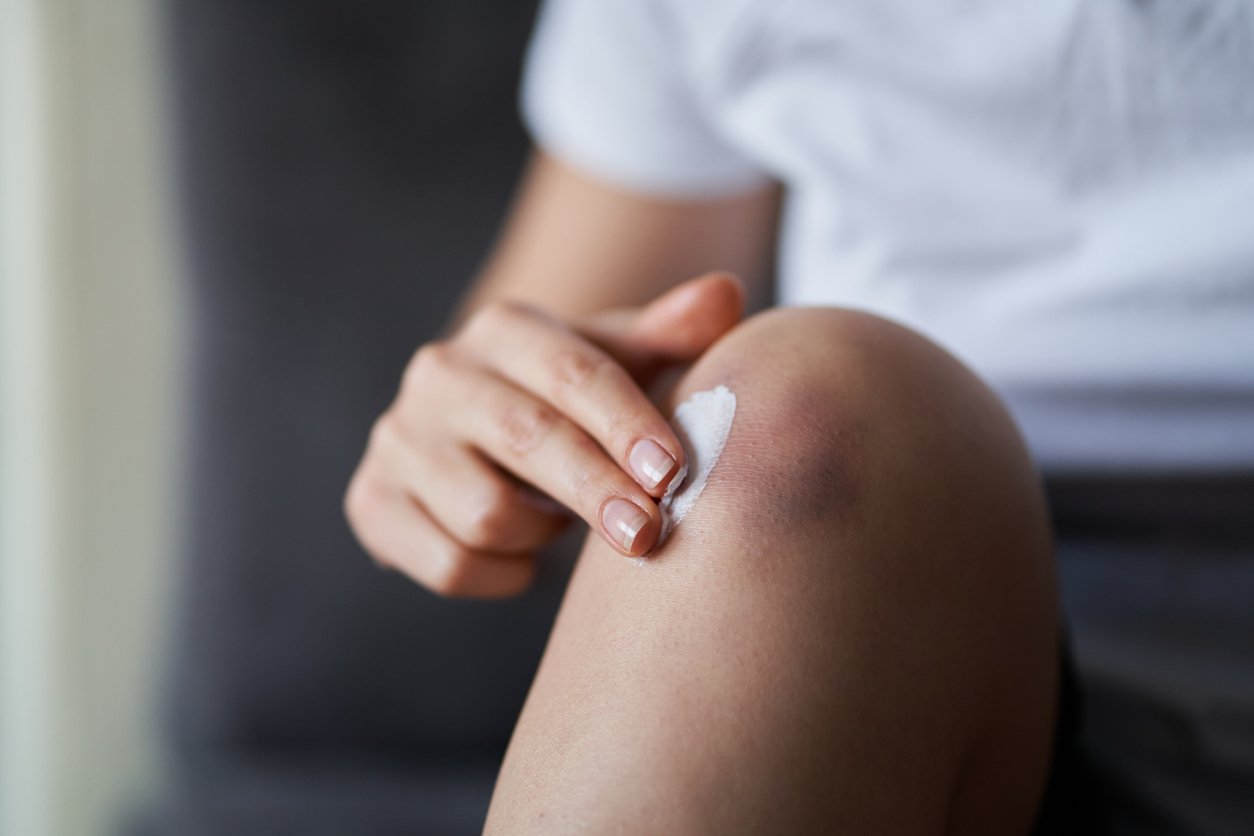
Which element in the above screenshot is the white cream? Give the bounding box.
[655,384,737,547]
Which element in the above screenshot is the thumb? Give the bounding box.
[633,271,746,357]
[581,272,746,377]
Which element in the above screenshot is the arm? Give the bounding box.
[458,151,780,319]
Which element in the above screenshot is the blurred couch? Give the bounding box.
[140,2,570,833]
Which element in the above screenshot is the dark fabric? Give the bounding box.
[1032,474,1254,835]
[1049,475,1254,835]
[147,2,553,834]
[1033,635,1106,836]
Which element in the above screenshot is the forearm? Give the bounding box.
[454,151,780,323]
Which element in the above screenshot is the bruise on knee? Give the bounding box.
[658,359,871,552]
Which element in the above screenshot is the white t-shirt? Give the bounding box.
[521,0,1254,473]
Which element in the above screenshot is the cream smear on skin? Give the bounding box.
[653,384,737,550]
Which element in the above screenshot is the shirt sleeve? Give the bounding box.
[520,0,771,198]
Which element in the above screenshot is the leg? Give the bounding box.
[485,308,1060,834]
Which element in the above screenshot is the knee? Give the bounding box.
[663,306,1051,570]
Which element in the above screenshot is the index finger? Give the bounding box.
[463,302,684,498]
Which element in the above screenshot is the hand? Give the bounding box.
[344,272,745,598]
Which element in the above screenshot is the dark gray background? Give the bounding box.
[143,3,569,833]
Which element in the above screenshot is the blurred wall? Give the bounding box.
[1,1,175,835]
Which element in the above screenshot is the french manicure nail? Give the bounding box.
[628,438,676,491]
[602,498,650,553]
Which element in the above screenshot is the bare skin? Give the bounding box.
[344,152,1060,832]
[462,152,780,320]
[483,308,1059,834]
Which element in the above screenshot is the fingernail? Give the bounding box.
[628,438,677,491]
[602,498,651,553]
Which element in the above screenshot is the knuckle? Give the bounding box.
[342,470,373,526]
[366,413,400,455]
[466,299,555,344]
[550,347,607,393]
[366,546,396,572]
[343,474,396,570]
[460,482,515,549]
[467,300,524,339]
[426,543,476,597]
[498,400,558,455]
[402,342,451,392]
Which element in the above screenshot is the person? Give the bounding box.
[344,0,1254,832]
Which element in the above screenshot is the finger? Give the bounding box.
[344,462,537,598]
[440,364,663,557]
[463,301,684,497]
[369,413,569,553]
[581,271,746,374]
